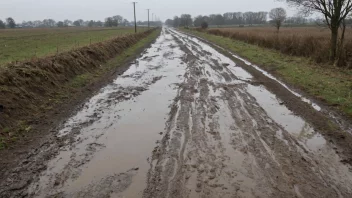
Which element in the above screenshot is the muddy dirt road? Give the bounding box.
[1,28,352,198]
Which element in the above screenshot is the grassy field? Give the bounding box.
[200,27,352,67]
[185,28,352,118]
[0,27,148,66]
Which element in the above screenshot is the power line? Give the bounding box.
[147,9,150,29]
[132,2,137,33]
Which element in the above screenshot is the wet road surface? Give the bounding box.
[4,28,352,197]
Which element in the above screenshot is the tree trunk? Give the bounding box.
[334,20,347,67]
[276,21,280,33]
[330,26,339,62]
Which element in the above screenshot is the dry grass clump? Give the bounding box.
[202,27,352,67]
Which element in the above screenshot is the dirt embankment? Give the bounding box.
[0,28,157,147]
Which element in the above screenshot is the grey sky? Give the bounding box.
[1,0,296,22]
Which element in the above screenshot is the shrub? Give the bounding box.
[201,22,208,29]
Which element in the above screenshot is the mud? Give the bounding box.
[1,28,352,198]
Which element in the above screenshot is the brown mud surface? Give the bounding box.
[1,28,352,197]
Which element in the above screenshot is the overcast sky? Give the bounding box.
[1,0,296,22]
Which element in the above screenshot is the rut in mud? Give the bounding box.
[1,28,352,198]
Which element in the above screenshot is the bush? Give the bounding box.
[201,22,208,29]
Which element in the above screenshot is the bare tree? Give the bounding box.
[173,16,180,27]
[244,12,255,25]
[0,20,5,29]
[96,21,103,27]
[180,14,192,27]
[48,19,56,27]
[73,19,84,27]
[33,20,42,27]
[57,21,64,27]
[78,19,84,26]
[285,13,308,26]
[282,0,352,65]
[165,19,174,26]
[194,15,204,27]
[269,8,287,32]
[105,17,114,27]
[73,20,80,27]
[123,19,129,26]
[88,20,94,27]
[214,14,225,26]
[348,13,352,27]
[201,21,209,29]
[6,17,16,28]
[112,15,123,26]
[64,19,72,27]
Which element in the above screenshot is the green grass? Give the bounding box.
[0,27,148,66]
[185,29,352,118]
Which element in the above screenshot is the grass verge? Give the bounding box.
[184,29,352,118]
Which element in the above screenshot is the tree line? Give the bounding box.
[0,15,132,29]
[165,11,270,28]
[165,11,352,28]
[0,18,16,29]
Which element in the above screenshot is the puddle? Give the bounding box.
[304,133,326,152]
[246,84,325,152]
[28,28,188,197]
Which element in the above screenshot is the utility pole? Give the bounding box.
[133,2,137,33]
[147,9,150,29]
